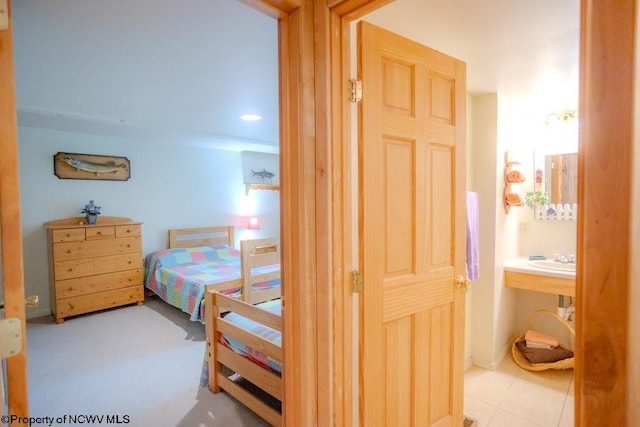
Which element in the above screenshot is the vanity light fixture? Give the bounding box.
[545,109,577,125]
[240,114,262,121]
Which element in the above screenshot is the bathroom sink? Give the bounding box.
[527,259,576,272]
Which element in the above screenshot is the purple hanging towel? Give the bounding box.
[466,192,480,281]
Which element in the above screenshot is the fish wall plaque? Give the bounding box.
[53,152,131,181]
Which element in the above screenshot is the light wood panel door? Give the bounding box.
[358,21,466,427]
[0,0,30,420]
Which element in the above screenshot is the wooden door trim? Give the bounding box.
[240,0,301,19]
[0,0,29,418]
[245,1,394,425]
[324,2,397,426]
[576,1,637,425]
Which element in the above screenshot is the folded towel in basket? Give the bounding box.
[526,341,555,350]
[516,340,573,364]
[525,329,559,348]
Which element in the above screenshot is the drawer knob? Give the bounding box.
[67,250,72,253]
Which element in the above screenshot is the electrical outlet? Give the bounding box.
[519,221,529,232]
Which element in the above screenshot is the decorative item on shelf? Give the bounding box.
[504,191,524,207]
[244,169,279,195]
[247,216,260,230]
[526,164,577,219]
[535,169,544,188]
[242,152,280,194]
[251,169,275,183]
[534,203,578,221]
[503,151,525,214]
[524,190,550,209]
[81,200,101,224]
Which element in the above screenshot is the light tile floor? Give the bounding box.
[464,355,574,427]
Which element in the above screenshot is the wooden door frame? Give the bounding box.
[242,1,392,425]
[0,0,29,419]
[576,1,638,425]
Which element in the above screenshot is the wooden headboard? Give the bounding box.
[168,226,235,248]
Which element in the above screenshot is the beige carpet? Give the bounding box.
[26,296,268,426]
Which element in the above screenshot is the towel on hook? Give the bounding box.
[505,170,525,183]
[466,192,480,281]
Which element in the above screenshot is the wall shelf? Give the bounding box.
[245,183,279,195]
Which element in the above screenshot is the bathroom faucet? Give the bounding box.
[554,253,575,263]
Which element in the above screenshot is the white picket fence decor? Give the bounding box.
[535,203,578,221]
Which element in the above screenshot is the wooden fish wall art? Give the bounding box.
[54,152,131,181]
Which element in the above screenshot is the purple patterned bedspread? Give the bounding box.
[144,245,279,322]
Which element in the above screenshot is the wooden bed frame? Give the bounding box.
[205,286,282,426]
[166,226,281,304]
[168,226,234,249]
[240,237,281,304]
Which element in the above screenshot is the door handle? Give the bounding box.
[456,276,471,290]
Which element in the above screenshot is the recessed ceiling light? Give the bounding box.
[240,114,262,121]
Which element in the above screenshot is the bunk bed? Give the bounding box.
[240,237,281,305]
[205,284,282,427]
[143,226,280,321]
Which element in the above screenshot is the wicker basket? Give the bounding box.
[511,309,575,371]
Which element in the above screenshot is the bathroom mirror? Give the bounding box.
[543,152,578,204]
[534,114,579,208]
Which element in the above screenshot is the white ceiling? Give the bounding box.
[12,0,579,152]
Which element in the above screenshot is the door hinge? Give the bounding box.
[0,0,8,31]
[0,318,22,359]
[348,78,362,103]
[351,270,363,293]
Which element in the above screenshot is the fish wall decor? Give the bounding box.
[54,152,131,181]
[251,168,275,182]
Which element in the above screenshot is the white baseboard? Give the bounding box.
[26,307,51,320]
[464,356,473,371]
[470,340,512,370]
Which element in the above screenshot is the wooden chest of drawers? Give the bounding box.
[44,216,144,323]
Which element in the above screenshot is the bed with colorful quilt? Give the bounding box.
[205,285,282,426]
[143,226,280,322]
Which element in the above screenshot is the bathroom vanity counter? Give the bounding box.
[504,257,575,297]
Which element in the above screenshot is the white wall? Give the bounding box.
[18,126,280,319]
[467,93,520,369]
